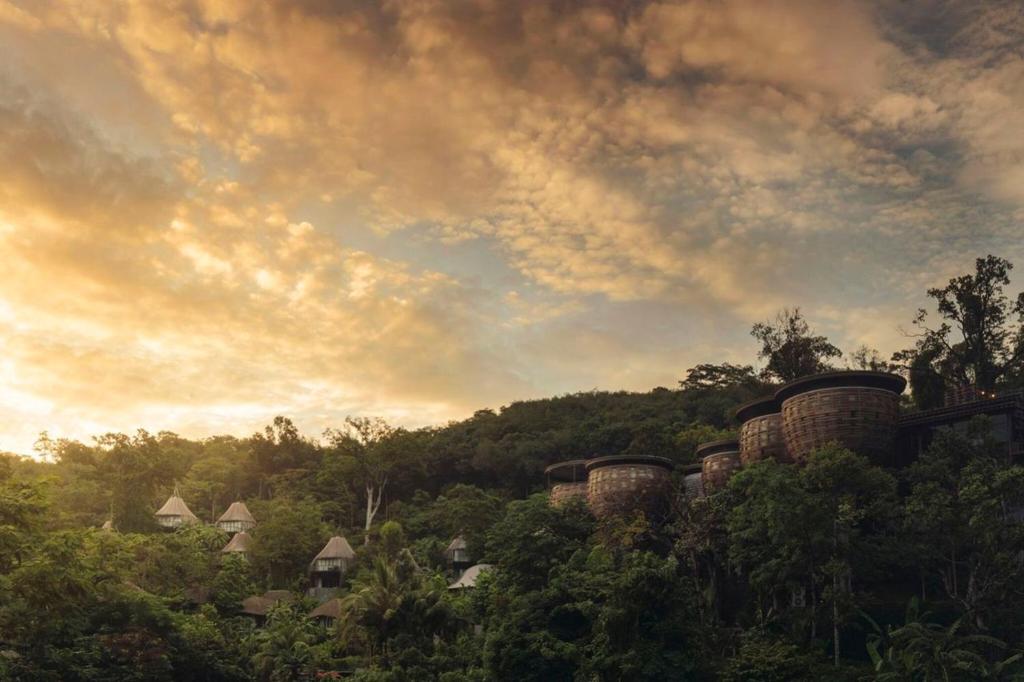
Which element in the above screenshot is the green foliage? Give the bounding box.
[751,308,842,382]
[894,254,1024,403]
[865,598,1023,681]
[248,497,329,588]
[719,635,819,682]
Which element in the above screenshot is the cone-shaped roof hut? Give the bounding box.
[448,564,493,590]
[101,518,115,532]
[216,501,256,533]
[155,487,199,528]
[309,598,343,623]
[310,536,355,567]
[222,530,252,555]
[445,535,471,569]
[309,536,356,592]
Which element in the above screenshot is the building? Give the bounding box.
[309,536,356,599]
[896,389,1024,464]
[221,530,253,558]
[154,487,199,529]
[445,536,472,574]
[448,564,493,590]
[216,501,256,534]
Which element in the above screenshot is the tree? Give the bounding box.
[680,363,763,392]
[847,345,894,372]
[751,308,842,383]
[92,431,181,532]
[249,417,320,500]
[901,419,1024,631]
[324,417,401,535]
[894,255,1024,404]
[248,497,328,588]
[728,447,899,664]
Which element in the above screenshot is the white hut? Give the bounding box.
[154,487,199,529]
[216,501,256,534]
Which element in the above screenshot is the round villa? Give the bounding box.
[544,459,589,507]
[585,454,673,521]
[775,370,906,465]
[698,439,742,492]
[735,396,791,465]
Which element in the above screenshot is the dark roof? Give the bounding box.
[734,395,780,423]
[695,439,740,458]
[585,454,673,472]
[774,370,906,404]
[544,459,588,482]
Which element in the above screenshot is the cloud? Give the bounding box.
[0,0,1022,450]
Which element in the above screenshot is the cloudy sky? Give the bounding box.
[0,0,1022,453]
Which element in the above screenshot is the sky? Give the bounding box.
[0,0,1023,454]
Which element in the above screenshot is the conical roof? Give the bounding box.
[448,564,493,590]
[446,535,467,552]
[309,598,343,620]
[217,501,256,525]
[155,489,199,523]
[311,536,355,564]
[222,531,253,553]
[101,519,114,531]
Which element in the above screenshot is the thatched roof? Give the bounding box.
[217,501,256,525]
[448,564,493,590]
[446,535,467,553]
[311,536,355,565]
[222,531,252,553]
[155,491,199,522]
[309,598,343,620]
[101,519,114,532]
[241,590,294,616]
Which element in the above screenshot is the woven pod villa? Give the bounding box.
[585,455,673,521]
[735,396,791,465]
[697,439,742,492]
[544,459,589,507]
[776,371,906,466]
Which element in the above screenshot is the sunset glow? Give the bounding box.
[1,0,1022,452]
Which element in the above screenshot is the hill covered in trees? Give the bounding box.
[2,256,1024,680]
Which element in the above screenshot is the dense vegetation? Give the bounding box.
[2,255,1024,680]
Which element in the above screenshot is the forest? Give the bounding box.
[2,255,1024,681]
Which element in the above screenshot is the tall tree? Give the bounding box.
[894,255,1024,407]
[324,417,401,535]
[751,308,842,383]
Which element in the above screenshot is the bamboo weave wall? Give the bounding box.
[586,463,672,521]
[781,386,900,464]
[702,451,741,491]
[739,412,791,465]
[549,481,589,508]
